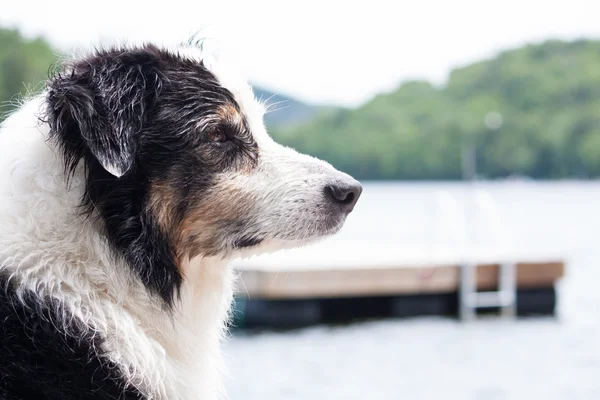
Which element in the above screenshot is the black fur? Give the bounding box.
[0,272,145,400]
[233,236,264,248]
[45,45,258,305]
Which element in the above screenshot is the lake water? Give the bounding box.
[224,181,600,400]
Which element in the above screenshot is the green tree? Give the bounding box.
[0,28,57,120]
[2,28,599,181]
[271,39,600,180]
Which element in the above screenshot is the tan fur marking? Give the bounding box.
[148,180,177,237]
[149,176,257,275]
[175,179,253,261]
[217,104,242,124]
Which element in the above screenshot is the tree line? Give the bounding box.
[270,39,600,180]
[1,27,598,180]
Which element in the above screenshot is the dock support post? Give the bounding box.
[499,261,517,318]
[459,262,476,321]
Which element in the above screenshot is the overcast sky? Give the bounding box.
[2,0,598,107]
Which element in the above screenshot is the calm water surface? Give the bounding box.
[224,181,600,400]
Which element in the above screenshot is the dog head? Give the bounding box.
[45,43,362,304]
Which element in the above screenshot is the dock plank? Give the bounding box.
[232,240,565,300]
[236,261,565,299]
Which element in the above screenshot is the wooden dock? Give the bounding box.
[236,259,563,299]
[231,240,565,328]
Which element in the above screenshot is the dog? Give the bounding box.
[0,42,361,400]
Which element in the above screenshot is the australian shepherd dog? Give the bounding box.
[0,42,361,400]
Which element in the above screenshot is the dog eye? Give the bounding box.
[208,129,227,143]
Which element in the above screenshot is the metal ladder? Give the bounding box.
[457,191,518,320]
[432,187,518,320]
[457,143,517,320]
[459,261,517,320]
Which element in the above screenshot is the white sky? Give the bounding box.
[2,0,598,107]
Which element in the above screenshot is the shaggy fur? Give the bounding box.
[0,42,361,400]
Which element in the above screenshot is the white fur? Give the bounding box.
[0,43,353,400]
[0,94,234,399]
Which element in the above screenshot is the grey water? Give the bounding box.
[224,181,600,400]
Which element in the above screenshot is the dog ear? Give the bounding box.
[47,50,161,177]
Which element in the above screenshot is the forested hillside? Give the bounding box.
[1,28,598,180]
[272,40,600,180]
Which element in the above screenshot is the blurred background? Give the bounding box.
[2,1,599,398]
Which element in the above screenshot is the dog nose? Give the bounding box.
[324,178,363,212]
